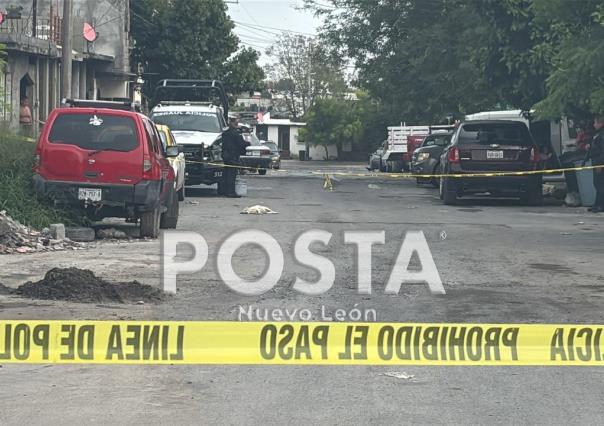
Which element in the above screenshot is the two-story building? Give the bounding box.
[0,0,132,133]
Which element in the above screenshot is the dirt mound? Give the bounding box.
[15,268,164,304]
[0,283,13,295]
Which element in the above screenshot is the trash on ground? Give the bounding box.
[10,268,164,304]
[241,205,279,215]
[381,371,415,380]
[96,228,128,240]
[0,211,85,254]
[186,200,200,205]
[543,183,565,199]
[235,178,248,196]
[564,191,581,207]
[542,184,556,196]
[368,184,381,190]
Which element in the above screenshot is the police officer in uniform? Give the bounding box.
[221,116,249,198]
[588,115,604,213]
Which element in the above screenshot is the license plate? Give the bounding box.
[78,188,102,202]
[184,152,194,158]
[214,171,223,178]
[251,151,260,156]
[487,150,504,159]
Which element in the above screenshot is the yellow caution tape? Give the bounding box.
[20,132,600,179]
[1,320,604,365]
[184,158,603,179]
[313,163,604,180]
[184,159,282,173]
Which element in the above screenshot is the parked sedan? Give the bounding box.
[262,140,281,169]
[367,141,387,171]
[239,132,272,175]
[439,120,543,205]
[411,132,453,187]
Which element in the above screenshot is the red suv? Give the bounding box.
[33,107,179,237]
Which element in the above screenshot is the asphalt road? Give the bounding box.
[1,160,604,425]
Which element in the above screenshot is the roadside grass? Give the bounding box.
[0,132,86,229]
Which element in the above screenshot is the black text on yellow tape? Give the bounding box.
[1,321,604,365]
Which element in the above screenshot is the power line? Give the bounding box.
[233,20,315,36]
[236,30,274,43]
[239,41,269,50]
[238,35,274,45]
[240,2,261,26]
[131,9,154,28]
[235,27,275,42]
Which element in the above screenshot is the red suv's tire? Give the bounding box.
[140,207,160,238]
[160,189,179,229]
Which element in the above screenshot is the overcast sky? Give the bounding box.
[227,0,322,65]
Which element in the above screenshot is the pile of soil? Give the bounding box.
[0,283,13,295]
[13,268,164,304]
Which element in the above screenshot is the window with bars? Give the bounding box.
[0,71,13,122]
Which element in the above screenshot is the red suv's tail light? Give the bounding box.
[143,157,152,171]
[143,156,153,179]
[448,146,460,163]
[529,147,540,163]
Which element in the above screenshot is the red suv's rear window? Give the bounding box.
[459,122,533,146]
[49,113,139,152]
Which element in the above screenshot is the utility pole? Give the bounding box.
[32,0,37,37]
[61,0,73,100]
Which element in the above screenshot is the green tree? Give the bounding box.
[266,34,348,118]
[298,97,362,159]
[354,91,391,153]
[223,47,266,102]
[131,0,264,97]
[308,0,498,123]
[470,0,559,110]
[311,0,604,122]
[533,0,604,117]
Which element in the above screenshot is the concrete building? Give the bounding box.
[235,92,272,112]
[255,112,357,160]
[255,113,306,159]
[0,0,132,133]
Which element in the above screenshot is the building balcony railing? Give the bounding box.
[0,17,62,44]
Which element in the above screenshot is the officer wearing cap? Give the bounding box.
[221,116,249,197]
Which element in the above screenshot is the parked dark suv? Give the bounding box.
[33,106,179,238]
[439,120,543,205]
[411,132,453,187]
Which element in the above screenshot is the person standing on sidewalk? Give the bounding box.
[588,115,604,212]
[221,116,249,198]
[19,96,33,137]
